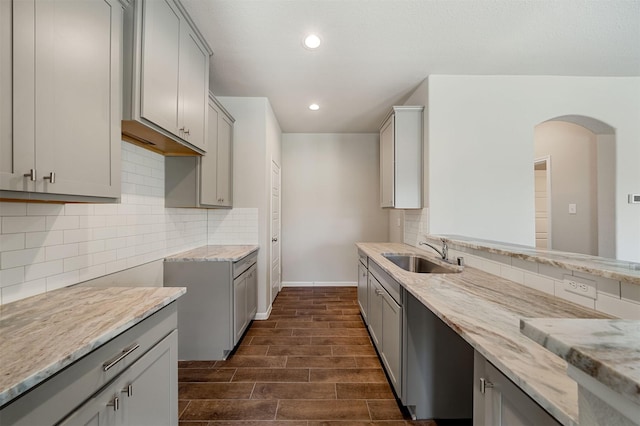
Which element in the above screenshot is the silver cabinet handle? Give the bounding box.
[184,128,190,135]
[107,397,120,411]
[121,384,133,397]
[375,289,383,296]
[24,169,36,181]
[179,127,185,132]
[43,172,55,184]
[480,377,494,394]
[103,343,139,371]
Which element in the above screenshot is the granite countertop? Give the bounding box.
[357,242,611,426]
[164,245,259,262]
[432,234,640,285]
[520,318,640,406]
[0,286,185,406]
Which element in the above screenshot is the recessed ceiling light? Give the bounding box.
[303,34,321,50]
[309,103,320,111]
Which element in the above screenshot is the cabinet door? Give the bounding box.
[199,101,219,206]
[246,265,258,321]
[216,112,233,206]
[367,274,383,348]
[357,262,368,321]
[178,27,208,150]
[380,114,395,207]
[140,0,180,135]
[234,274,248,344]
[380,289,402,395]
[7,0,121,198]
[473,352,560,426]
[125,331,178,426]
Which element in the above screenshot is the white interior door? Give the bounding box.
[270,160,281,303]
[534,157,552,249]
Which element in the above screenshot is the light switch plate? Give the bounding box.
[568,203,577,214]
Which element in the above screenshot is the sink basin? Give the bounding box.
[382,254,461,274]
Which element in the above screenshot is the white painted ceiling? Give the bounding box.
[181,0,640,133]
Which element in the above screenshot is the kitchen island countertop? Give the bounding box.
[0,286,185,406]
[164,245,258,262]
[357,242,611,426]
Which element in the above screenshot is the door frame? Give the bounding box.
[534,156,552,250]
[269,158,282,303]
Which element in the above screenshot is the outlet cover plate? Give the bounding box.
[563,274,596,300]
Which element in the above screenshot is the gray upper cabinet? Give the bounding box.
[165,94,234,208]
[380,106,424,208]
[0,0,123,202]
[201,95,233,207]
[122,0,212,156]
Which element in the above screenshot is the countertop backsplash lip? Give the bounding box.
[164,244,259,262]
[426,234,640,285]
[0,286,185,406]
[357,241,612,426]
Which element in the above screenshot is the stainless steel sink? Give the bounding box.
[382,254,461,274]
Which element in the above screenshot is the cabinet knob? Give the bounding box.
[121,384,133,397]
[23,169,36,181]
[43,172,55,184]
[272,237,278,242]
[107,396,120,411]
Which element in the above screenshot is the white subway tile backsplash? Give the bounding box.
[25,260,64,282]
[1,234,25,251]
[46,216,79,231]
[46,271,79,291]
[523,272,555,295]
[1,248,45,269]
[2,216,46,234]
[554,281,596,309]
[45,243,79,261]
[512,258,538,273]
[27,203,65,216]
[621,282,640,304]
[0,267,24,288]
[26,230,63,248]
[0,202,27,216]
[500,265,524,284]
[63,229,92,244]
[596,293,640,319]
[64,204,95,216]
[2,279,46,304]
[538,264,567,280]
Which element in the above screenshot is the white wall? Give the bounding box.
[534,121,598,255]
[282,133,389,285]
[426,75,640,262]
[217,97,282,317]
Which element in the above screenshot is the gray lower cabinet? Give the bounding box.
[1,0,123,202]
[473,351,560,426]
[367,262,403,397]
[0,304,178,426]
[357,256,368,321]
[163,253,257,360]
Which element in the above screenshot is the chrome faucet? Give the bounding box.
[419,238,448,261]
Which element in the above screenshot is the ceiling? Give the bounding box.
[181,0,640,133]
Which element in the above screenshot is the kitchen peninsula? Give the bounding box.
[357,242,614,426]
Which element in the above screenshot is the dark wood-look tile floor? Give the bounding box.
[178,287,437,426]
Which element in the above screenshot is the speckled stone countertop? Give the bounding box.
[521,318,640,406]
[0,286,185,406]
[164,245,259,262]
[357,242,611,426]
[431,234,640,285]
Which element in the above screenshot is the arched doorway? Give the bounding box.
[533,115,615,257]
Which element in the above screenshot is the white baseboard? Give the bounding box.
[281,281,357,288]
[253,304,272,320]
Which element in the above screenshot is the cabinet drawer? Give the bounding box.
[358,251,368,268]
[369,261,401,305]
[1,303,177,426]
[233,253,257,278]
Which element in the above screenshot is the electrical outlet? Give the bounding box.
[563,275,596,300]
